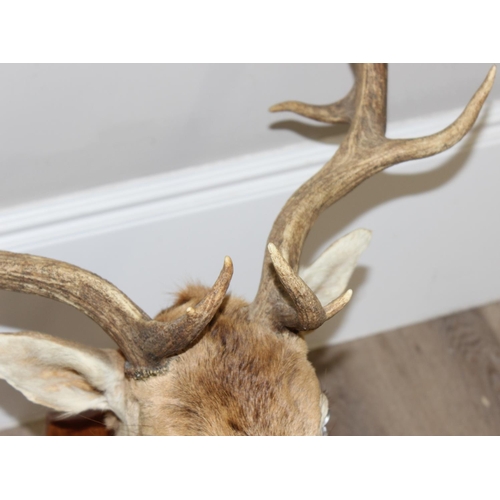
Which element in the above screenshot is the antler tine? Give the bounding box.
[0,251,233,378]
[269,84,356,125]
[268,243,352,331]
[132,256,234,378]
[382,66,496,164]
[250,64,495,331]
[268,64,386,130]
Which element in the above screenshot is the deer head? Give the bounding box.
[0,64,495,435]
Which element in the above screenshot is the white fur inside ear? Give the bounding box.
[299,228,372,306]
[0,332,125,418]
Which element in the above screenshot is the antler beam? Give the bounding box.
[251,63,496,331]
[0,251,233,378]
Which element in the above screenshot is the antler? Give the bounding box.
[0,251,233,379]
[250,63,496,331]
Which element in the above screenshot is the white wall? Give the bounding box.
[0,64,498,208]
[0,65,499,430]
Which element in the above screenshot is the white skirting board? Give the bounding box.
[1,101,500,430]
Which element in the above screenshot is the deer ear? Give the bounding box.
[299,229,371,306]
[0,331,126,418]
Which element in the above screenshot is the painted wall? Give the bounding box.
[0,64,498,208]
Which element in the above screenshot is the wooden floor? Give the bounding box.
[310,301,500,435]
[2,301,500,436]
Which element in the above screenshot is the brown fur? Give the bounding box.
[112,286,325,435]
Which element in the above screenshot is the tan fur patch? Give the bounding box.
[124,287,324,435]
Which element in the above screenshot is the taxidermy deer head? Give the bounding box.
[0,64,495,435]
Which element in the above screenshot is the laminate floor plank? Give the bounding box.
[309,304,500,435]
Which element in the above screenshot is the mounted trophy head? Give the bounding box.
[0,64,495,435]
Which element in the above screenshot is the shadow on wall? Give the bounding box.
[0,291,116,348]
[270,120,350,145]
